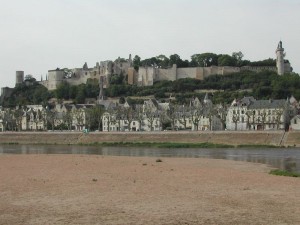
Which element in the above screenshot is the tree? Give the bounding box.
[62,110,73,130]
[246,110,256,130]
[166,103,178,130]
[73,108,85,131]
[274,109,284,130]
[3,109,15,131]
[144,107,159,131]
[55,82,70,99]
[46,108,56,131]
[218,54,237,67]
[232,114,239,131]
[90,105,104,131]
[215,104,227,130]
[232,51,244,66]
[259,110,268,130]
[13,107,24,131]
[134,104,144,131]
[75,84,86,104]
[191,53,218,67]
[169,54,186,68]
[156,55,169,68]
[133,55,141,71]
[119,97,126,104]
[190,101,203,131]
[123,106,134,131]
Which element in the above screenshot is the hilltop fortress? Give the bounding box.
[13,41,292,91]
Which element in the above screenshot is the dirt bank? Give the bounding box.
[0,130,288,146]
[0,155,299,225]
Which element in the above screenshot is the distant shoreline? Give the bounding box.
[1,130,300,147]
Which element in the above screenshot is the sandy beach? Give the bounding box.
[0,155,299,225]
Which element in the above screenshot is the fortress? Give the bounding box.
[13,41,293,91]
[128,41,292,86]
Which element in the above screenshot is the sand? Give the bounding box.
[0,155,299,225]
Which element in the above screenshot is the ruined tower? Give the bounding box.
[276,41,285,75]
[16,71,24,86]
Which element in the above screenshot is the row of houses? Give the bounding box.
[0,95,299,132]
[0,104,95,132]
[101,95,297,132]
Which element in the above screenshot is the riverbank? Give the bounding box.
[0,155,299,225]
[0,130,297,147]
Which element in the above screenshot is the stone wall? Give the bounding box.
[177,67,197,79]
[156,64,177,82]
[0,131,290,146]
[132,64,282,87]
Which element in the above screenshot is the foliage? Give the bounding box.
[54,79,99,103]
[2,82,51,107]
[269,169,300,177]
[109,74,124,85]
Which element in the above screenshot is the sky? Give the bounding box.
[0,0,299,87]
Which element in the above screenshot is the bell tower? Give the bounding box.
[276,41,285,75]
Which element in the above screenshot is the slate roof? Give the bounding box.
[248,99,287,109]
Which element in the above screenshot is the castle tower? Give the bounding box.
[98,76,104,101]
[16,71,24,86]
[128,54,132,66]
[276,41,285,75]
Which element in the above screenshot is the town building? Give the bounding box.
[226,97,292,131]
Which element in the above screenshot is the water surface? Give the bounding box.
[0,145,299,173]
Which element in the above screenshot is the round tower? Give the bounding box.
[276,41,285,75]
[16,71,24,85]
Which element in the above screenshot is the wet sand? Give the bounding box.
[0,155,299,225]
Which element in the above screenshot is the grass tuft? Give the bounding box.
[269,169,300,177]
[237,144,278,148]
[83,142,234,148]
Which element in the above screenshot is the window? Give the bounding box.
[294,119,297,124]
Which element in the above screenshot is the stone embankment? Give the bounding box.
[1,130,299,147]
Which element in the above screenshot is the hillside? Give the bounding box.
[1,70,300,107]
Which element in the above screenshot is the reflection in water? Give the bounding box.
[0,145,299,172]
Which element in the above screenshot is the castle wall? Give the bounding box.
[240,66,277,73]
[127,68,137,85]
[138,67,156,86]
[203,67,213,78]
[0,87,14,99]
[284,62,292,73]
[47,70,65,90]
[221,66,241,75]
[176,68,197,79]
[156,64,177,82]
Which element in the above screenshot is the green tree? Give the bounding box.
[191,53,218,67]
[133,55,141,70]
[218,54,237,66]
[232,51,244,66]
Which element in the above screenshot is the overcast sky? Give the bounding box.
[0,0,299,87]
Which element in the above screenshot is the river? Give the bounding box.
[0,145,299,173]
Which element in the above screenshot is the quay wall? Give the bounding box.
[0,131,296,147]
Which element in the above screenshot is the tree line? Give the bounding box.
[132,52,276,70]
